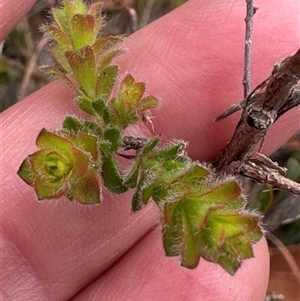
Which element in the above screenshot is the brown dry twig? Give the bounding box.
[240,159,300,195]
[213,0,300,194]
[213,48,300,194]
[214,48,300,169]
[215,0,258,121]
[243,0,258,98]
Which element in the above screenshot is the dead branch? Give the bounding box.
[243,0,257,98]
[213,48,300,171]
[240,160,300,195]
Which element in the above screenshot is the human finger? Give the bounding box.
[1,0,37,41]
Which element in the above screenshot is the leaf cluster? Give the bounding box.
[18,0,263,275]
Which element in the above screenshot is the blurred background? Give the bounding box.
[1,1,299,300]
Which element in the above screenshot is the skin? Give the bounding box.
[1,0,299,300]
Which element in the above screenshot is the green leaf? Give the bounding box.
[163,201,182,256]
[101,153,127,193]
[129,141,190,207]
[70,147,89,177]
[36,129,73,158]
[66,47,97,98]
[19,126,101,204]
[181,214,202,268]
[161,180,262,274]
[63,117,104,137]
[48,45,74,74]
[131,188,143,212]
[98,140,110,157]
[104,127,122,152]
[109,97,139,128]
[95,65,119,101]
[92,97,110,123]
[63,131,99,161]
[63,0,77,19]
[71,0,87,14]
[137,96,160,112]
[206,211,259,244]
[199,211,261,275]
[52,6,71,37]
[107,74,151,128]
[70,167,101,204]
[83,120,104,136]
[140,136,160,154]
[34,174,69,200]
[124,159,140,189]
[194,181,243,209]
[87,3,103,33]
[70,14,97,50]
[31,150,71,178]
[75,96,96,116]
[43,25,72,50]
[72,132,99,161]
[119,75,145,105]
[63,116,83,132]
[92,36,123,61]
[64,0,87,19]
[98,49,125,71]
[17,158,36,185]
[155,142,186,161]
[182,165,210,181]
[40,64,84,99]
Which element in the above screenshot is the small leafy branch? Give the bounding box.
[18,0,276,275]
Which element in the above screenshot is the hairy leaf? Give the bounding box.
[101,153,127,193]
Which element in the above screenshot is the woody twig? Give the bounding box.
[213,0,300,195]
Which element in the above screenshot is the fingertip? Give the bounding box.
[1,0,37,41]
[73,228,269,301]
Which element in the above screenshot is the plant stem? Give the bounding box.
[243,0,257,98]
